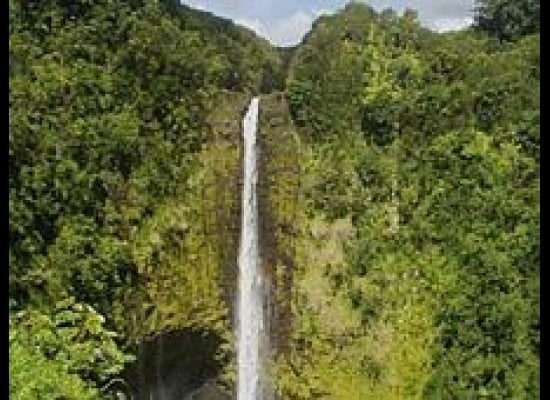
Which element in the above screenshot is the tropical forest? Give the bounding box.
[9,0,539,399]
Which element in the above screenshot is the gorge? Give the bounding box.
[9,1,539,400]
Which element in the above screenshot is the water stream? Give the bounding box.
[237,97,265,400]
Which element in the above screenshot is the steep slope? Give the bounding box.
[9,1,539,399]
[278,2,539,399]
[9,1,282,398]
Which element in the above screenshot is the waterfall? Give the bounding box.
[237,97,264,400]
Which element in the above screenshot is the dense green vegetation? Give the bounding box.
[10,0,539,399]
[279,1,539,399]
[475,0,540,41]
[9,0,280,398]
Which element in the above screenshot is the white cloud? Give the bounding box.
[237,9,320,46]
[429,16,473,32]
[184,0,208,12]
[313,7,334,18]
[187,0,475,44]
[235,17,270,38]
[269,10,315,46]
[415,0,474,31]
[365,0,474,32]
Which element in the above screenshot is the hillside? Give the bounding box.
[278,2,539,399]
[9,1,539,399]
[9,1,282,398]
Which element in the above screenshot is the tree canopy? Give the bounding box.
[474,0,540,41]
[279,2,539,398]
[10,0,282,397]
[9,1,539,399]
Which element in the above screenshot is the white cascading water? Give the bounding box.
[237,97,264,400]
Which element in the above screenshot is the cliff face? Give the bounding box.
[257,93,303,356]
[122,92,250,399]
[123,92,307,398]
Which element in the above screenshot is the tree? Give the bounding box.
[474,0,540,41]
[10,299,133,399]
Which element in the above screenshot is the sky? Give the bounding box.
[181,0,475,47]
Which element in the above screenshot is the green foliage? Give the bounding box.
[9,0,283,308]
[282,2,539,399]
[10,337,98,400]
[475,0,540,41]
[10,299,133,399]
[10,0,539,398]
[10,0,280,396]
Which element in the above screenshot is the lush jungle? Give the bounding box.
[9,0,539,399]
